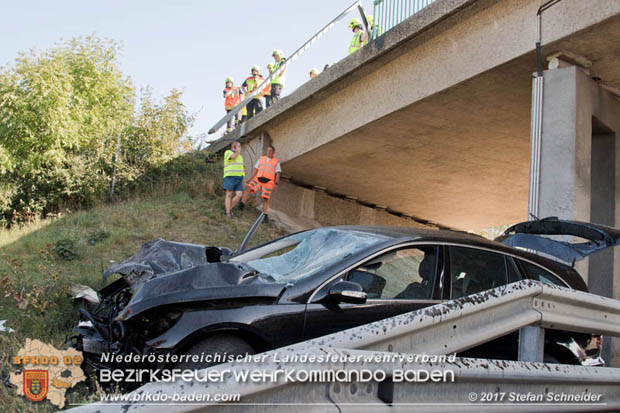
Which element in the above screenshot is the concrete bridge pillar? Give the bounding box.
[537,65,620,366]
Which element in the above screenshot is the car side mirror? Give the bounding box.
[328,281,367,304]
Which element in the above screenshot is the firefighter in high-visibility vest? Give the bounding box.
[364,15,382,44]
[348,18,368,55]
[223,140,245,218]
[223,77,242,132]
[242,65,264,119]
[264,63,274,108]
[270,50,286,104]
[240,144,281,217]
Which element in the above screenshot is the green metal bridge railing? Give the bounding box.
[372,0,437,39]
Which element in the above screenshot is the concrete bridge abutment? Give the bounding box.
[538,64,620,365]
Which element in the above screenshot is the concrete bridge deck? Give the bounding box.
[209,0,620,231]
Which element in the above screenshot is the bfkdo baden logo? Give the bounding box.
[23,370,49,402]
[10,338,86,408]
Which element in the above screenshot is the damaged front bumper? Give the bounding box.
[68,238,253,389]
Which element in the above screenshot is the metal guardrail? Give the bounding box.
[66,280,620,412]
[372,0,437,39]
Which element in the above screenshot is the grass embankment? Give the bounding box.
[0,159,283,411]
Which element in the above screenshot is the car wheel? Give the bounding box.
[175,333,255,370]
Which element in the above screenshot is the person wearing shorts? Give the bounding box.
[223,141,245,218]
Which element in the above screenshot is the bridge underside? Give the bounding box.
[214,1,620,231]
[283,56,534,230]
[279,11,620,231]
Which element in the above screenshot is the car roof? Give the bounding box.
[326,225,587,291]
[328,225,501,246]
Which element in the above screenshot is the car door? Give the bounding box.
[446,245,520,360]
[303,245,443,339]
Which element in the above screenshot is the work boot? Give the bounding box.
[261,214,269,224]
[226,211,233,219]
[237,202,245,211]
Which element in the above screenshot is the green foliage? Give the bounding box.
[53,239,80,261]
[0,36,193,225]
[0,175,283,410]
[88,229,110,245]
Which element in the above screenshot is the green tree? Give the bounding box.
[121,87,192,178]
[0,36,192,225]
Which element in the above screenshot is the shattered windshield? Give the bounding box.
[232,228,388,283]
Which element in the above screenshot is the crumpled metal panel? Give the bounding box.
[117,263,286,320]
[102,238,209,292]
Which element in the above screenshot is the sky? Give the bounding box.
[1,0,370,146]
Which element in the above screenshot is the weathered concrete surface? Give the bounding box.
[210,0,620,230]
[538,65,620,366]
[269,180,439,230]
[209,0,482,152]
[233,135,443,230]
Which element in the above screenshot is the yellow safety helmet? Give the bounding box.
[349,18,362,29]
[225,77,233,83]
[309,68,318,75]
[272,49,284,58]
[251,65,260,73]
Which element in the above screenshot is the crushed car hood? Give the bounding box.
[103,238,212,292]
[101,238,286,320]
[117,262,286,320]
[497,217,620,264]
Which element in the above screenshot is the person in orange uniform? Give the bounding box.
[240,145,281,218]
[223,77,242,132]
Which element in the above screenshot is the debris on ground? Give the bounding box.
[0,320,15,333]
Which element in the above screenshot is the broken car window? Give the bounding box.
[234,228,388,283]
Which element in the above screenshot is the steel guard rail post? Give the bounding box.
[65,280,620,412]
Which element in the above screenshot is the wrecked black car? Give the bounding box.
[71,216,616,386]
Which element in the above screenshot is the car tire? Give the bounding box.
[175,333,255,370]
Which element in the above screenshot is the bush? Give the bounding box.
[0,36,193,226]
[53,239,80,261]
[88,229,110,245]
